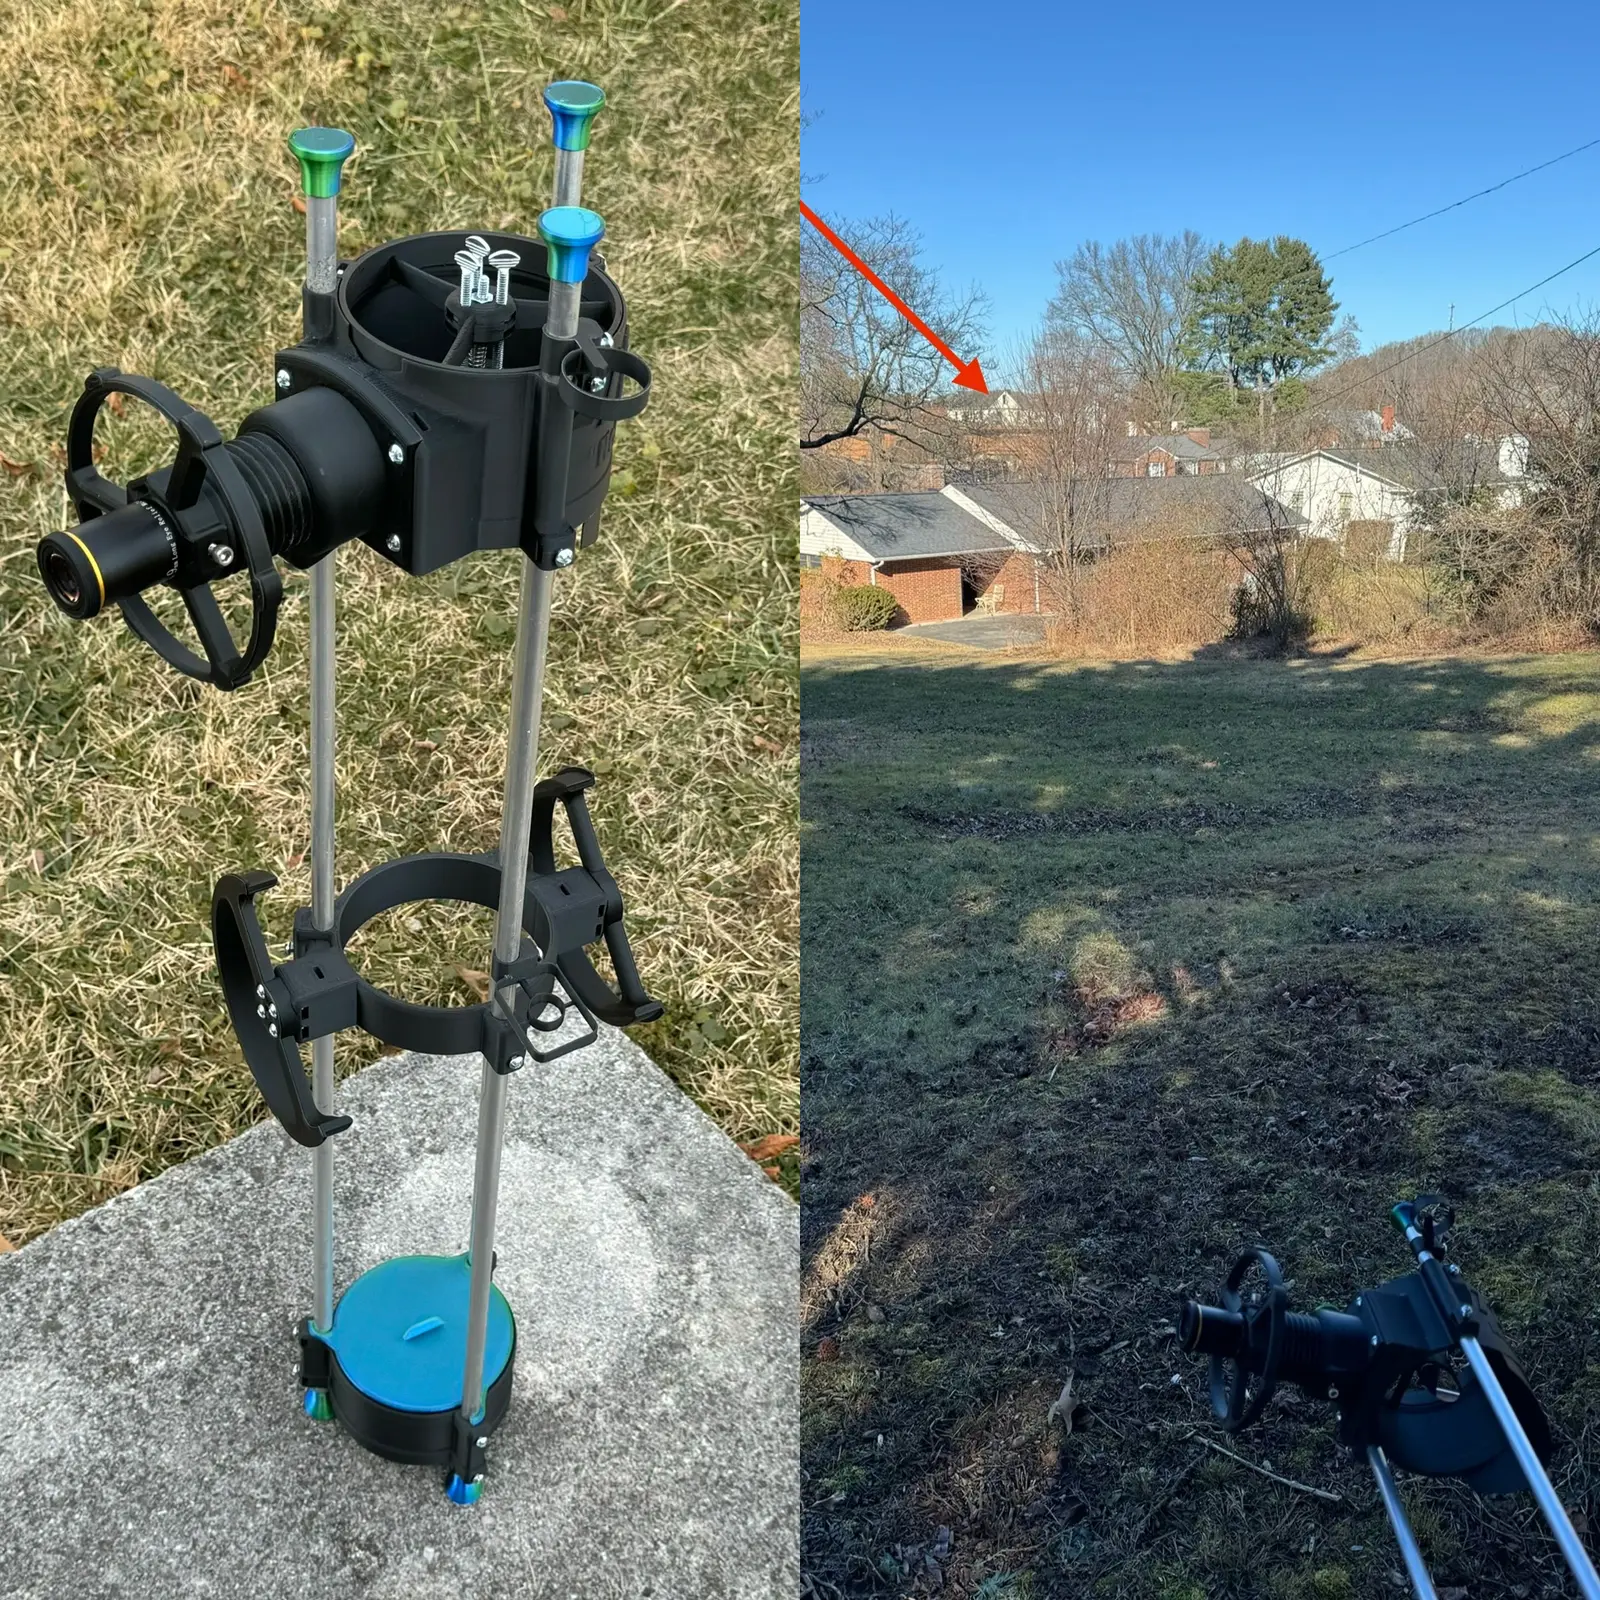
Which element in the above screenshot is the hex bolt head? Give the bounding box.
[385,534,403,554]
[508,1055,525,1071]
[555,547,575,568]
[1459,1304,1473,1319]
[256,985,267,1000]
[476,1436,489,1449]
[268,1023,279,1037]
[208,542,235,568]
[387,442,405,466]
[267,1002,277,1018]
[256,1004,266,1018]
[276,369,291,390]
[1447,1263,1461,1275]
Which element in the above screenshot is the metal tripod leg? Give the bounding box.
[458,561,556,1425]
[1367,1446,1438,1600]
[1460,1337,1600,1599]
[309,552,337,1338]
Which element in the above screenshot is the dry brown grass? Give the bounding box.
[0,0,798,1240]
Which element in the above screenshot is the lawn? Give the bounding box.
[802,639,1600,1599]
[0,0,798,1243]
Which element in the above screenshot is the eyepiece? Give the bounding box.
[38,503,174,620]
[1180,1298,1246,1358]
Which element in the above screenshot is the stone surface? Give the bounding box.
[0,1034,797,1599]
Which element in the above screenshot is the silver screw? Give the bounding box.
[1447,1263,1460,1275]
[599,330,614,348]
[267,1002,277,1018]
[256,985,266,1000]
[385,533,402,554]
[256,1004,266,1019]
[471,1473,484,1486]
[1370,1335,1379,1348]
[208,542,235,567]
[463,236,493,304]
[555,547,574,568]
[453,249,480,307]
[486,249,520,306]
[508,1055,525,1071]
[268,1023,279,1038]
[476,1436,489,1449]
[1459,1304,1473,1319]
[276,369,292,391]
[590,375,607,394]
[387,442,405,466]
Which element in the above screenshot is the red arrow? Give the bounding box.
[800,200,988,394]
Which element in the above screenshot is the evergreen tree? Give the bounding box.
[1182,237,1339,428]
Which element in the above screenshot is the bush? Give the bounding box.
[833,584,899,631]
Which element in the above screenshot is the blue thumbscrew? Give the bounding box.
[538,206,605,284]
[542,81,605,152]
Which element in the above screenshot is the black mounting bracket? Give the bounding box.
[213,767,663,1147]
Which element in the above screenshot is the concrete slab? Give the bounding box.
[0,1033,797,1600]
[900,613,1050,650]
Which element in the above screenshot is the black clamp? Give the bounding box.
[213,767,663,1146]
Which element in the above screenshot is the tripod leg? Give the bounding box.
[1460,1337,1600,1599]
[458,561,556,1431]
[309,551,337,1347]
[1368,1446,1439,1600]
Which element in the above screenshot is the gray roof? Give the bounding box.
[1112,432,1223,462]
[802,493,1010,561]
[962,476,1307,553]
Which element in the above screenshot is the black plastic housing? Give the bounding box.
[280,228,632,576]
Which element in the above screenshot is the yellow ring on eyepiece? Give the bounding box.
[65,530,105,610]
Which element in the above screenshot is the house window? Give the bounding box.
[1337,490,1354,521]
[1180,460,1198,475]
[1147,460,1166,477]
[800,552,821,568]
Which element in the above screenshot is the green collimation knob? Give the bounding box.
[543,81,605,152]
[288,127,357,198]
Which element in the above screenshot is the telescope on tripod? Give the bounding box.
[1180,1198,1599,1598]
[36,82,662,1505]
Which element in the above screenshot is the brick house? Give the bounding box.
[799,492,1015,624]
[800,477,1306,626]
[1108,427,1227,478]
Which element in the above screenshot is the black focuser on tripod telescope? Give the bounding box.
[36,85,664,1506]
[1180,1199,1600,1599]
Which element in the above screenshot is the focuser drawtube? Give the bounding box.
[1178,1201,1599,1600]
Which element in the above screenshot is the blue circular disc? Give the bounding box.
[326,1253,514,1414]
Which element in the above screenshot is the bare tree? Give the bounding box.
[1046,232,1210,426]
[800,213,987,452]
[1012,331,1119,574]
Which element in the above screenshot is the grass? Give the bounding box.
[801,638,1600,1597]
[0,0,798,1243]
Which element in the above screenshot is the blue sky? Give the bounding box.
[801,2,1600,376]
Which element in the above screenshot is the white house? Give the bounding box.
[1247,450,1415,560]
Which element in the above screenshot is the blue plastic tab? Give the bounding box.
[325,1253,515,1414]
[542,80,605,152]
[539,206,605,284]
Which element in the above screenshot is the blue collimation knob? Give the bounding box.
[542,80,605,152]
[538,206,605,284]
[446,1473,482,1506]
[303,1387,334,1422]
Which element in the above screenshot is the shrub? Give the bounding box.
[833,584,899,631]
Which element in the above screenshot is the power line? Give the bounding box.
[1315,240,1600,406]
[1324,136,1600,261]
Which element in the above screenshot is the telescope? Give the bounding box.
[1181,1198,1599,1598]
[36,84,662,1506]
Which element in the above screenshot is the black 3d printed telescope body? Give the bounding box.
[40,229,647,689]
[1178,1202,1600,1600]
[36,99,666,1510]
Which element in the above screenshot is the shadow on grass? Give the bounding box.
[801,648,1600,1600]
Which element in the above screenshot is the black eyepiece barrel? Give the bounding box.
[1180,1299,1246,1358]
[38,502,177,620]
